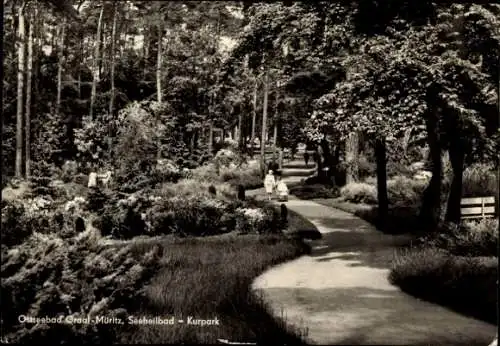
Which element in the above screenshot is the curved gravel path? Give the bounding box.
[250,193,497,345]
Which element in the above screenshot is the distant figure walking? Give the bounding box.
[264,170,276,201]
[304,152,310,167]
[291,145,297,160]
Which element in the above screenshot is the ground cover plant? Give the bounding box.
[389,219,498,324]
[118,235,309,344]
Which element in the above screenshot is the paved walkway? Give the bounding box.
[249,192,497,345]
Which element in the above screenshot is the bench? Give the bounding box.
[460,196,496,221]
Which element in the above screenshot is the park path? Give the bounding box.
[248,191,497,345]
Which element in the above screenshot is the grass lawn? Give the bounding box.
[108,233,311,344]
[390,246,498,325]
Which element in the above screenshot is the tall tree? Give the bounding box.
[250,77,258,156]
[109,2,118,115]
[260,66,269,174]
[56,20,65,117]
[156,14,163,103]
[15,1,26,178]
[272,82,279,160]
[25,4,34,179]
[89,5,104,119]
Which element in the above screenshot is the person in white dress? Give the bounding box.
[264,170,276,201]
[276,176,289,202]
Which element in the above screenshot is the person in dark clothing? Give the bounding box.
[304,152,310,167]
[313,152,320,164]
[268,160,280,177]
[291,145,297,160]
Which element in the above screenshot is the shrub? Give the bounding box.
[462,164,497,197]
[1,232,162,344]
[358,154,376,179]
[387,175,427,206]
[234,204,282,235]
[73,173,89,186]
[340,182,377,204]
[221,163,262,189]
[1,200,32,247]
[213,148,244,169]
[289,184,339,200]
[390,247,497,324]
[1,179,32,202]
[150,159,183,185]
[87,187,108,212]
[424,219,499,257]
[97,192,151,239]
[386,160,413,177]
[190,163,220,181]
[61,160,79,183]
[145,194,236,237]
[158,179,235,200]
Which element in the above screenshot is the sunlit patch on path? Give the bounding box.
[251,198,497,345]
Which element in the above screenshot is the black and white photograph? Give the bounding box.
[1,1,499,345]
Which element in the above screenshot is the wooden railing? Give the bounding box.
[460,196,496,221]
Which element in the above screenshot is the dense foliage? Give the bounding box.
[1,231,163,344]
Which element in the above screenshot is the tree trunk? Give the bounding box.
[375,137,389,226]
[25,7,34,179]
[78,30,83,99]
[143,22,149,78]
[15,2,26,178]
[260,69,269,175]
[419,111,443,230]
[250,77,258,157]
[237,112,243,149]
[156,19,163,103]
[99,22,105,80]
[331,144,344,186]
[320,138,335,182]
[89,5,104,119]
[272,87,279,160]
[33,6,41,108]
[56,20,65,117]
[401,127,412,158]
[208,120,213,154]
[109,3,117,115]
[444,136,465,224]
[345,131,359,183]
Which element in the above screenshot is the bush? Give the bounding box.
[386,160,413,177]
[213,148,244,168]
[96,192,151,239]
[390,247,497,324]
[462,164,497,197]
[423,219,499,257]
[151,159,183,184]
[387,175,427,206]
[1,232,162,344]
[191,159,262,190]
[289,184,339,200]
[358,154,376,179]
[145,194,236,237]
[234,204,282,235]
[158,179,235,200]
[61,160,79,183]
[340,182,377,204]
[1,200,32,247]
